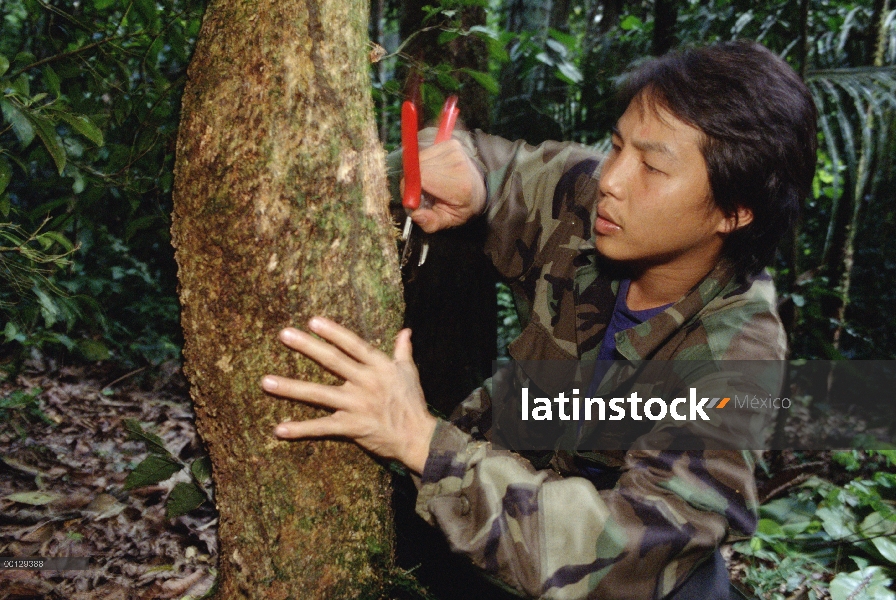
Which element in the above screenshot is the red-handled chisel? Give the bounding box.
[400,95,459,267]
[401,101,422,213]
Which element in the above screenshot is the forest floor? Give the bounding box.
[0,361,863,599]
[0,362,217,600]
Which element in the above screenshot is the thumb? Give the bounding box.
[411,208,435,233]
[394,328,414,362]
[413,206,457,233]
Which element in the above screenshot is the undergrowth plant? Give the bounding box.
[737,450,896,599]
[0,387,52,438]
[123,418,213,519]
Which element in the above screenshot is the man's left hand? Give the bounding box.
[262,317,436,474]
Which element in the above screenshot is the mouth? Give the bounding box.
[594,206,621,235]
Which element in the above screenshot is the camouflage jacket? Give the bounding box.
[412,131,788,599]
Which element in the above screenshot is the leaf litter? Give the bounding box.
[0,363,217,599]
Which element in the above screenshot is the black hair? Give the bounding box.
[617,41,817,276]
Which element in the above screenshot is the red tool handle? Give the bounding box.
[435,95,460,144]
[401,100,422,210]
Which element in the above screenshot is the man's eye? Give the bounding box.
[643,162,662,174]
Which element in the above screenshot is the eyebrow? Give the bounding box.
[611,126,677,160]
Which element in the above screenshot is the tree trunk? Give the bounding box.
[651,0,677,56]
[826,0,891,350]
[549,0,573,32]
[778,0,811,343]
[494,0,564,143]
[370,0,388,142]
[579,0,625,140]
[598,0,624,34]
[170,0,402,597]
[796,0,810,78]
[396,0,497,414]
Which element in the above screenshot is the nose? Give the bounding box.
[598,150,628,201]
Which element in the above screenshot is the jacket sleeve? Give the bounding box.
[386,129,601,297]
[415,414,753,600]
[462,131,602,290]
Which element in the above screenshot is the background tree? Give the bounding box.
[170,0,402,596]
[385,0,498,420]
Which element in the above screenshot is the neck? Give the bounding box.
[625,255,719,311]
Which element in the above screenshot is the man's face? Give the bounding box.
[595,94,735,271]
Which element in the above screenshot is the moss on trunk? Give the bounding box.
[171,0,402,597]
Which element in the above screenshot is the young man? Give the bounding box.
[262,41,817,598]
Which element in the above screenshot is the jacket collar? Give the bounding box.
[573,243,737,361]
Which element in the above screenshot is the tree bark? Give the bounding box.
[494,0,564,143]
[370,0,388,142]
[777,0,811,343]
[598,0,624,34]
[396,0,497,414]
[171,0,402,597]
[549,0,573,32]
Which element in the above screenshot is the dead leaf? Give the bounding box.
[159,568,206,595]
[1,368,218,597]
[5,490,61,505]
[86,493,127,520]
[20,521,56,543]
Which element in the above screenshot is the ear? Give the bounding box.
[717,206,753,234]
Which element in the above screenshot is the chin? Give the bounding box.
[594,238,631,262]
[595,241,663,269]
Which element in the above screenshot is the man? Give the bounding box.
[262,41,817,598]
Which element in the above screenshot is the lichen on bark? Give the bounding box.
[170,0,402,597]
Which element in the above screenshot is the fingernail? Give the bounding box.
[308,317,322,331]
[274,424,289,437]
[262,376,279,391]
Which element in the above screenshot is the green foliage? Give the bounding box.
[125,453,182,489]
[0,0,205,367]
[0,220,76,310]
[123,418,212,519]
[785,5,896,359]
[0,0,884,367]
[166,480,208,519]
[737,451,896,598]
[496,281,520,358]
[0,386,53,437]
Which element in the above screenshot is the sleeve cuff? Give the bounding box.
[413,418,480,523]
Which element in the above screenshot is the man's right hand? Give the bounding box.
[409,137,487,233]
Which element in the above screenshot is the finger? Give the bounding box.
[306,317,384,366]
[394,328,414,363]
[419,137,458,161]
[261,375,349,411]
[274,415,350,440]
[410,207,439,232]
[279,327,362,381]
[422,204,466,233]
[412,203,465,233]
